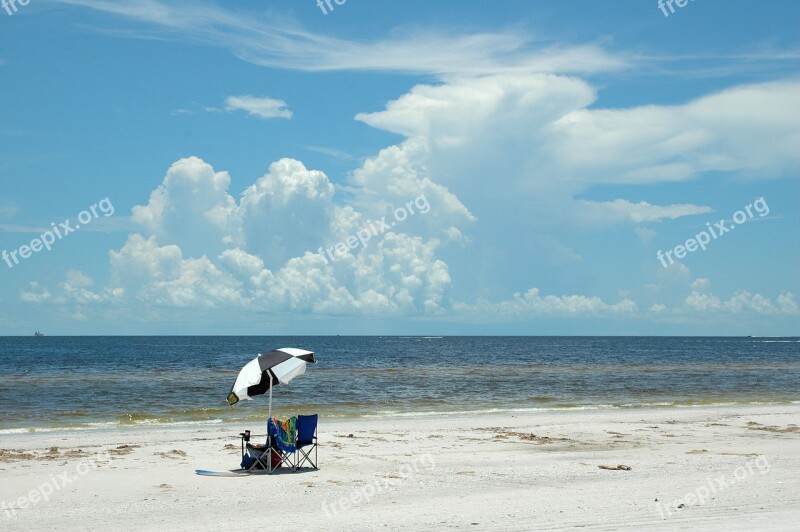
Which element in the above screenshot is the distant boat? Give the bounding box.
[34,331,44,337]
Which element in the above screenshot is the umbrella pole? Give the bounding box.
[268,371,273,420]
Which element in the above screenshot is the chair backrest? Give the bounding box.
[268,416,297,453]
[296,414,318,445]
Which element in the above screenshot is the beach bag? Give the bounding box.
[240,449,282,470]
[240,452,256,470]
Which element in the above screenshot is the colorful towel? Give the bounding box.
[269,416,297,453]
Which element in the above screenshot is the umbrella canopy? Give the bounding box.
[227,348,316,412]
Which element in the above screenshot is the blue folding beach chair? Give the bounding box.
[295,414,318,469]
[242,439,275,472]
[267,416,297,472]
[242,416,296,473]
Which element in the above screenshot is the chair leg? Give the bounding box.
[296,445,317,469]
[254,450,272,472]
[278,449,293,472]
[260,448,295,473]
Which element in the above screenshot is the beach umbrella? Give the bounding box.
[226,348,316,418]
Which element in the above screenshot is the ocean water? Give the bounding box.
[0,336,798,433]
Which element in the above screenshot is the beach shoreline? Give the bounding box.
[2,403,798,530]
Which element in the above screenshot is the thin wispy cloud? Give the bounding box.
[0,201,19,220]
[54,0,629,76]
[52,1,800,80]
[224,95,292,120]
[304,145,355,161]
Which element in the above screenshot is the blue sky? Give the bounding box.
[1,0,798,335]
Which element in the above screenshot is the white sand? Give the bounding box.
[1,404,799,531]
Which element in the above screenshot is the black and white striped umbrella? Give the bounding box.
[227,348,316,416]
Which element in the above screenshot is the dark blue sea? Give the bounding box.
[1,336,798,433]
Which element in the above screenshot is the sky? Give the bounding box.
[1,0,798,335]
